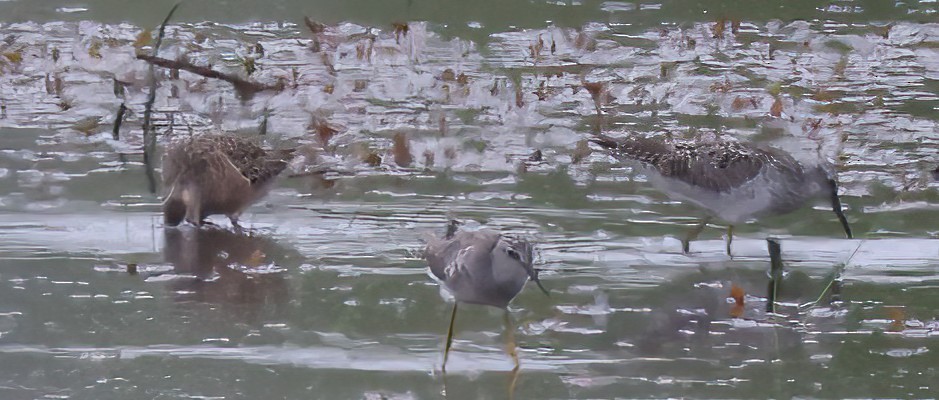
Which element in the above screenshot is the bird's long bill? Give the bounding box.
[528,270,550,297]
[828,179,853,239]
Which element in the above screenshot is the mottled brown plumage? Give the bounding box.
[162,134,293,227]
[590,132,852,254]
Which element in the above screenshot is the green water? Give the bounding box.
[0,0,938,398]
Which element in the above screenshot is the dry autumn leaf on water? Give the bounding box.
[308,116,340,148]
[392,22,408,43]
[729,283,745,318]
[571,139,592,164]
[770,97,783,117]
[392,132,412,167]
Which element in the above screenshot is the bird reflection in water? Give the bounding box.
[628,246,819,363]
[162,227,290,321]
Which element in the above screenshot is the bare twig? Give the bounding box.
[112,103,127,140]
[136,54,282,99]
[142,1,182,194]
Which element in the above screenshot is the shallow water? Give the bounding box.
[1,0,939,398]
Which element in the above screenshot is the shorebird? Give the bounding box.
[590,132,853,255]
[162,134,293,228]
[424,220,549,371]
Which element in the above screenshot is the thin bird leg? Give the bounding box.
[228,213,242,229]
[828,179,853,239]
[681,217,712,253]
[726,225,734,257]
[503,310,519,371]
[507,363,520,400]
[766,238,784,314]
[442,302,458,372]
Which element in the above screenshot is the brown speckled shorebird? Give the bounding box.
[590,133,853,255]
[162,134,293,228]
[425,220,549,371]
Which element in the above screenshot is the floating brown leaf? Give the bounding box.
[309,116,339,147]
[802,118,823,134]
[313,174,337,190]
[363,151,382,167]
[304,17,326,34]
[126,263,138,275]
[440,68,456,82]
[574,31,596,51]
[729,283,745,318]
[875,24,891,39]
[812,89,839,102]
[72,116,101,136]
[242,57,256,76]
[133,29,152,50]
[392,132,413,167]
[731,96,749,111]
[528,149,543,162]
[730,284,745,306]
[886,306,906,332]
[3,50,22,64]
[353,79,368,92]
[515,85,524,108]
[710,79,732,93]
[533,81,548,101]
[392,22,409,43]
[529,34,544,61]
[444,147,457,161]
[438,115,448,136]
[423,150,435,168]
[770,96,783,117]
[355,42,366,60]
[713,18,726,38]
[834,56,848,77]
[583,81,611,115]
[88,40,103,59]
[571,140,592,164]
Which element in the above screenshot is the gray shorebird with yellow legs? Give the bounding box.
[162,134,294,228]
[590,133,853,255]
[425,220,549,372]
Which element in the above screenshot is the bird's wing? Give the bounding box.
[425,230,500,284]
[208,135,291,185]
[592,134,768,193]
[656,142,767,193]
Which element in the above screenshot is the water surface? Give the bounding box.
[1,0,938,398]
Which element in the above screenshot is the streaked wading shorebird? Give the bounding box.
[590,133,853,255]
[162,134,293,228]
[425,220,549,371]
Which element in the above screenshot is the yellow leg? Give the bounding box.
[442,302,458,372]
[503,310,519,371]
[507,365,520,400]
[682,217,711,253]
[726,225,734,257]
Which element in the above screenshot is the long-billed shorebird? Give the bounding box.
[162,134,293,228]
[590,132,853,255]
[425,220,549,371]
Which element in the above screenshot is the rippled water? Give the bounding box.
[1,0,938,398]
